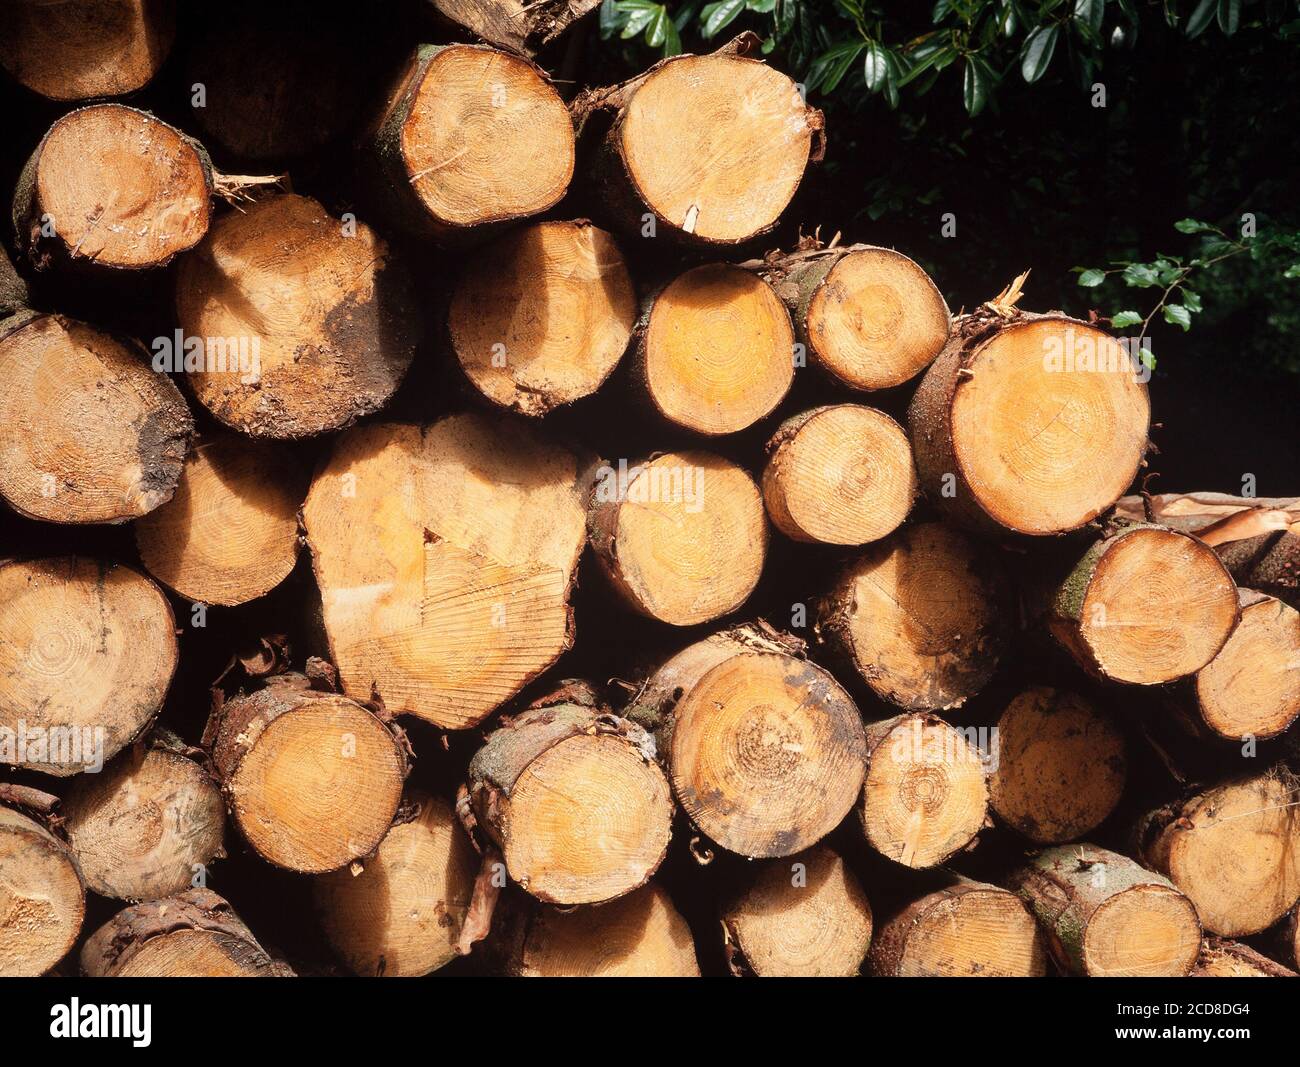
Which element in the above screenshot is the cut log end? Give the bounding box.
[642,264,793,434]
[806,247,950,390]
[0,557,177,777]
[988,686,1126,844]
[314,793,476,977]
[0,313,192,524]
[593,451,766,626]
[723,845,872,977]
[1083,885,1202,978]
[819,521,1010,711]
[62,746,224,902]
[617,54,815,244]
[176,193,418,440]
[449,220,636,415]
[23,105,209,269]
[861,714,989,869]
[0,807,85,977]
[763,404,916,545]
[135,435,304,606]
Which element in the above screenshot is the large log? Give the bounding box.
[0,312,192,524]
[175,193,419,439]
[909,308,1150,537]
[0,557,178,777]
[572,34,822,247]
[302,414,591,730]
[627,623,865,859]
[0,794,85,976]
[1009,844,1201,977]
[589,451,767,626]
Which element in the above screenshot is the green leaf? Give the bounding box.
[1181,289,1203,312]
[645,5,669,47]
[746,0,776,11]
[1217,0,1241,35]
[1174,218,1216,234]
[1284,263,1300,279]
[1021,25,1060,83]
[1077,268,1107,287]
[662,14,682,54]
[998,0,1017,37]
[963,58,989,116]
[1122,263,1160,287]
[1163,304,1192,329]
[1074,0,1104,33]
[863,42,889,91]
[620,6,656,39]
[598,0,625,38]
[702,0,745,38]
[1111,310,1142,327]
[822,42,867,92]
[899,41,956,87]
[1185,0,1217,37]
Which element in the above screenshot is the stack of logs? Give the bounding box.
[1,0,1298,979]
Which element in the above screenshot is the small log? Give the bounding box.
[425,0,600,58]
[0,802,85,976]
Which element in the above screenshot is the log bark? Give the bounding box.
[988,686,1126,844]
[0,798,85,976]
[572,34,823,247]
[0,312,192,524]
[628,263,794,435]
[626,622,865,859]
[61,733,224,901]
[1048,522,1240,685]
[1135,766,1300,937]
[14,104,212,272]
[448,219,636,415]
[721,845,873,977]
[588,450,767,626]
[313,790,476,977]
[465,689,673,905]
[908,308,1150,537]
[367,43,573,244]
[81,888,293,977]
[425,0,601,58]
[1190,938,1297,977]
[0,0,176,101]
[869,877,1048,977]
[301,414,592,730]
[762,404,917,545]
[1008,843,1201,977]
[749,241,950,390]
[816,521,1012,711]
[205,674,408,874]
[859,713,989,868]
[134,435,305,607]
[0,247,29,316]
[175,193,419,439]
[0,557,177,776]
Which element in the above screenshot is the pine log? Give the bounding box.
[14,105,212,271]
[206,674,407,874]
[630,263,794,435]
[175,193,419,439]
[572,34,822,246]
[301,414,591,730]
[627,622,865,859]
[816,521,1012,711]
[0,312,192,524]
[1115,492,1300,608]
[752,243,950,390]
[0,0,175,101]
[81,889,293,977]
[0,557,177,777]
[1009,844,1201,977]
[448,219,636,415]
[1135,767,1300,937]
[589,451,766,626]
[466,694,672,905]
[908,309,1150,536]
[61,736,224,901]
[762,404,917,545]
[1049,523,1240,685]
[135,435,305,607]
[721,845,872,977]
[860,713,989,868]
[1191,938,1297,977]
[497,882,700,976]
[0,798,85,976]
[368,44,573,243]
[314,791,476,977]
[869,878,1048,977]
[988,686,1126,844]
[425,0,600,58]
[1189,590,1300,740]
